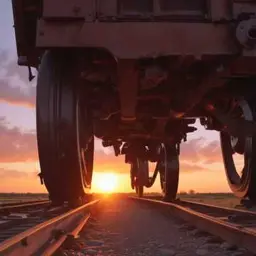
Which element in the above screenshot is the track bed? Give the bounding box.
[56,195,253,256]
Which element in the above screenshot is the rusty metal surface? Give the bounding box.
[233,1,256,19]
[98,0,207,19]
[97,0,117,19]
[205,104,256,137]
[43,0,95,21]
[40,0,256,22]
[117,59,138,120]
[11,0,41,67]
[36,20,237,58]
[11,0,27,60]
[12,0,256,67]
[0,200,99,256]
[42,0,230,21]
[130,197,256,254]
[209,0,231,21]
[42,214,91,256]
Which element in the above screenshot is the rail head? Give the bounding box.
[176,198,256,216]
[0,199,100,256]
[0,200,50,212]
[129,196,256,254]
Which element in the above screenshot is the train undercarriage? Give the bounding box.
[11,0,256,205]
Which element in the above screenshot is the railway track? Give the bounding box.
[0,199,49,207]
[0,196,255,255]
[0,200,50,212]
[131,196,256,254]
[0,199,100,256]
[0,200,59,244]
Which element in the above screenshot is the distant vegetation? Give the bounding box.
[177,191,240,208]
[0,192,240,208]
[127,191,240,208]
[0,193,48,204]
[0,193,48,197]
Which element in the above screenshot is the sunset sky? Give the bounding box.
[0,0,236,194]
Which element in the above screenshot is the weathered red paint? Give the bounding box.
[12,0,256,67]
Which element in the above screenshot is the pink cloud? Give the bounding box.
[0,116,225,173]
[0,117,37,162]
[0,51,36,108]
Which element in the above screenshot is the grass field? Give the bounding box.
[0,192,241,208]
[137,192,242,208]
[177,193,241,208]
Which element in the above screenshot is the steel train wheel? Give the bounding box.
[220,99,256,202]
[159,144,180,201]
[131,158,149,197]
[36,50,94,205]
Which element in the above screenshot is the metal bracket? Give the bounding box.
[28,66,35,82]
[205,104,256,137]
[38,173,44,185]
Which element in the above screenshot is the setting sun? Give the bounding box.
[93,173,118,193]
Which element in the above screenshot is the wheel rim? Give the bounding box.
[221,100,253,197]
[137,159,149,186]
[159,144,179,199]
[77,102,94,188]
[131,158,148,196]
[159,145,166,192]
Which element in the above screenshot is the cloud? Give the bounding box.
[94,137,224,174]
[180,161,207,172]
[0,167,44,193]
[0,115,225,173]
[0,117,37,162]
[94,150,128,173]
[0,81,36,107]
[0,168,38,179]
[0,116,128,170]
[180,137,205,163]
[0,50,225,173]
[180,137,223,167]
[0,50,36,107]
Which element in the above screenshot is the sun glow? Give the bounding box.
[93,172,118,193]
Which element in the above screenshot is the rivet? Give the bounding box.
[73,5,81,14]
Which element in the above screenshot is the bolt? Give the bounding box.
[216,65,224,73]
[21,238,28,247]
[73,5,81,15]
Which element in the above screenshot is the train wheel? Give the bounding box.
[131,158,149,197]
[36,50,94,205]
[159,144,180,201]
[220,99,256,202]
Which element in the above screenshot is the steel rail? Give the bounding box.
[0,200,50,211]
[143,195,256,217]
[0,200,49,207]
[42,213,91,256]
[130,197,256,253]
[0,199,100,256]
[175,199,256,216]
